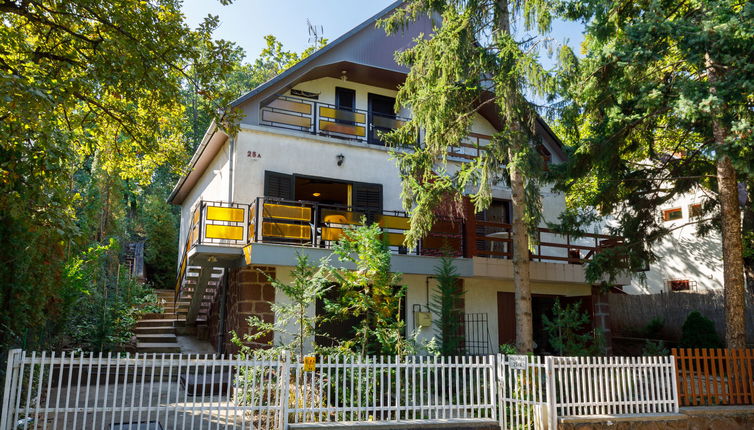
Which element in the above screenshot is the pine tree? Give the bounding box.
[380,0,556,352]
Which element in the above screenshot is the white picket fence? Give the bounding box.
[288,355,497,422]
[1,350,679,430]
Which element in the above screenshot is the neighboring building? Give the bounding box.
[167,1,626,355]
[625,189,723,294]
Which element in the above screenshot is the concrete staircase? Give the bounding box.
[134,289,181,353]
[176,267,224,325]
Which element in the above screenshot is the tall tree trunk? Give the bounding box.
[509,144,534,353]
[708,53,747,348]
[496,0,534,353]
[716,154,746,348]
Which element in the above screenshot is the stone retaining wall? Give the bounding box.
[558,406,754,430]
[206,265,276,353]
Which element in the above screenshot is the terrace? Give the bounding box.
[181,198,618,265]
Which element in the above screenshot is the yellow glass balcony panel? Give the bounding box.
[205,224,244,241]
[378,215,410,230]
[192,208,200,225]
[262,110,312,128]
[383,232,406,247]
[262,222,311,240]
[321,227,344,241]
[319,106,366,123]
[206,206,245,222]
[267,98,312,114]
[322,209,364,225]
[263,203,311,221]
[319,120,366,137]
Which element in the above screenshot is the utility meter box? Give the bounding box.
[416,312,432,328]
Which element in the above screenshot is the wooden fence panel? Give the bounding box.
[672,348,754,406]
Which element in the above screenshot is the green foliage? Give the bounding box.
[643,340,669,356]
[379,1,554,246]
[643,317,665,339]
[58,240,161,351]
[542,299,595,356]
[681,311,724,349]
[499,343,518,355]
[233,254,330,359]
[323,222,409,356]
[429,256,465,355]
[0,0,244,352]
[554,0,754,283]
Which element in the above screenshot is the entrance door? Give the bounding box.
[497,292,516,347]
[368,93,396,145]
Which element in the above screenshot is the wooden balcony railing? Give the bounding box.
[185,199,618,265]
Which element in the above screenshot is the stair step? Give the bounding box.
[134,326,175,335]
[137,319,176,328]
[142,313,176,320]
[136,343,181,353]
[137,334,177,343]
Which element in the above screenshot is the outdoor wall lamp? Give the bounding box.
[336,154,345,166]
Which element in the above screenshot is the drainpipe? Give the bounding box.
[228,136,235,202]
[217,270,229,354]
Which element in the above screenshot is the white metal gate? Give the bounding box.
[0,350,288,430]
[497,354,554,430]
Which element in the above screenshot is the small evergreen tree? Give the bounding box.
[542,299,594,356]
[233,253,329,359]
[323,222,408,356]
[680,311,723,349]
[429,256,465,355]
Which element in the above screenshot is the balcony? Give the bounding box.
[184,199,619,265]
[259,94,492,159]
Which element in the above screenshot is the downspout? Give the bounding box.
[228,136,235,202]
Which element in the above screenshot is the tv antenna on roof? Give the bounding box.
[307,19,324,47]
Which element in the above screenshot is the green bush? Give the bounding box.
[680,311,723,348]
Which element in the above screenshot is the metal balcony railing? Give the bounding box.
[183,199,620,265]
[259,94,493,160]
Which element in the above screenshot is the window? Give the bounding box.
[662,208,682,221]
[667,279,696,292]
[335,87,355,112]
[689,203,703,219]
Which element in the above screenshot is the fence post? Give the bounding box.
[545,356,557,430]
[1,349,22,430]
[279,352,291,430]
[669,355,680,413]
[495,354,503,428]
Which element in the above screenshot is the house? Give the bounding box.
[625,189,723,294]
[167,1,626,355]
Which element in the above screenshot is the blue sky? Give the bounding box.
[181,0,585,68]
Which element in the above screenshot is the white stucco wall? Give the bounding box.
[177,143,232,264]
[625,190,723,294]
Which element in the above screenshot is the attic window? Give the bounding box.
[537,144,552,171]
[689,203,703,219]
[667,279,695,292]
[662,208,682,222]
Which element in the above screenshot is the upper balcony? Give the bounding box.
[183,198,620,268]
[258,94,493,160]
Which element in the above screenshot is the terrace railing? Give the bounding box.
[259,94,493,159]
[185,198,619,265]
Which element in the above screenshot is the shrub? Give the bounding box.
[680,311,723,348]
[643,340,669,356]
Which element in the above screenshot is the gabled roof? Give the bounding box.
[169,0,568,204]
[229,0,406,108]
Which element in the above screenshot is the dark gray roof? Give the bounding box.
[229,0,405,109]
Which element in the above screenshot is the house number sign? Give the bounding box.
[303,356,316,372]
[508,355,528,370]
[247,150,262,159]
